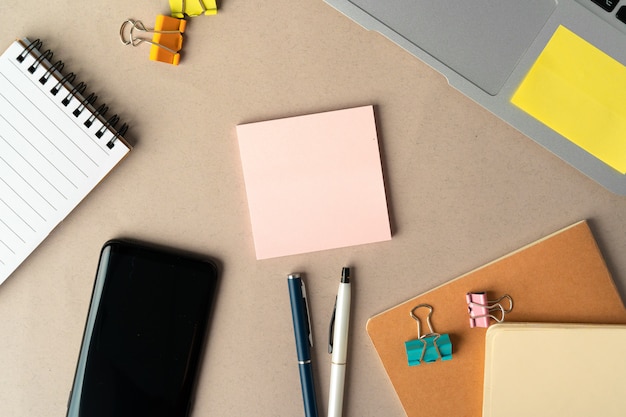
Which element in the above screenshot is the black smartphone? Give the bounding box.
[66,240,219,417]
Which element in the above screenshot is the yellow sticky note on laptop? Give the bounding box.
[511,25,626,174]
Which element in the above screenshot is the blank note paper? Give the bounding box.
[0,39,130,285]
[236,106,391,259]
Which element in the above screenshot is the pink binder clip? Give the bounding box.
[466,292,513,328]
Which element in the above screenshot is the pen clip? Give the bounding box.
[301,280,313,348]
[328,296,337,354]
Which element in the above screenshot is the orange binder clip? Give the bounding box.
[119,15,187,65]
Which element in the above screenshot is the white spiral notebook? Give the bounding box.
[0,38,131,285]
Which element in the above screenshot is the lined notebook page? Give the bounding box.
[0,39,130,285]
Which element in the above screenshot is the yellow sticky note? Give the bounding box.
[511,25,626,174]
[170,0,217,18]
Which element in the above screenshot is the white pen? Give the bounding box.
[328,267,352,417]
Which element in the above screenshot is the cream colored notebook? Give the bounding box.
[483,323,626,417]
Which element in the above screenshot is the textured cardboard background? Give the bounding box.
[1,1,626,416]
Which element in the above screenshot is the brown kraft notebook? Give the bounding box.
[366,220,626,417]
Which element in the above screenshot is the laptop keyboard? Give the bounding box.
[591,0,618,12]
[588,0,626,25]
[617,6,626,23]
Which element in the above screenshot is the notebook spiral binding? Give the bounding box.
[16,38,129,149]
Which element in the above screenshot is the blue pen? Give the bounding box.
[288,273,319,417]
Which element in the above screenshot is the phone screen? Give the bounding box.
[66,240,218,417]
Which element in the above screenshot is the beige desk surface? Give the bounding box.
[1,1,626,416]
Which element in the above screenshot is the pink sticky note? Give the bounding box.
[236,105,391,259]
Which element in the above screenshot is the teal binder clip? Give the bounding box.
[405,304,452,366]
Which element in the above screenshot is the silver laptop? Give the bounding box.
[324,0,626,195]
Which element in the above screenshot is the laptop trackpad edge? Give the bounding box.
[349,0,557,96]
